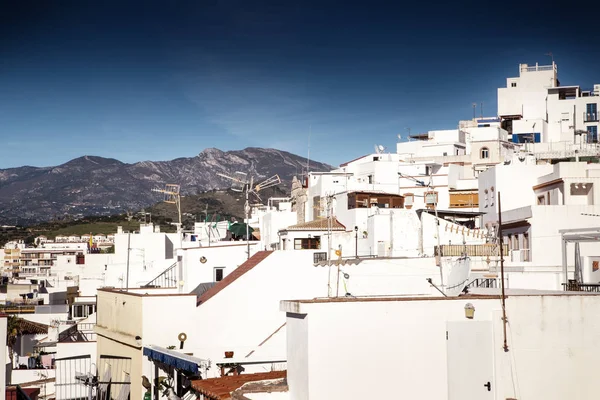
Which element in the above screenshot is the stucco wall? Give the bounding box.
[284,293,600,400]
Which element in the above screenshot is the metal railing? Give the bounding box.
[142,261,178,288]
[466,277,508,289]
[562,280,600,292]
[58,323,97,342]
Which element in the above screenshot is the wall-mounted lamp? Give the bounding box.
[464,303,475,319]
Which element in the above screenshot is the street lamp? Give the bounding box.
[354,226,358,258]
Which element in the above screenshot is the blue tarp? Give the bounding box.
[143,346,199,374]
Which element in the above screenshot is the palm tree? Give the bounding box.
[6,316,22,366]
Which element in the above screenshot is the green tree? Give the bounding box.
[6,316,22,366]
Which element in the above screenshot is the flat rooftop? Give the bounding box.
[282,289,600,307]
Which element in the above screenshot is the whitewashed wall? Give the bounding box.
[284,293,600,400]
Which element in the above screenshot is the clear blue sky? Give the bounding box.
[1,0,599,168]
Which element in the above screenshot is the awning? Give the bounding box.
[143,345,209,375]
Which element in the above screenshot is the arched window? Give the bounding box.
[480,147,490,159]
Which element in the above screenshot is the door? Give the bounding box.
[446,321,494,400]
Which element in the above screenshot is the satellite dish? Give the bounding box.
[445,256,471,296]
[374,144,386,154]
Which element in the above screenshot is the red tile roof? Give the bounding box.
[282,218,346,231]
[190,371,286,400]
[197,251,273,306]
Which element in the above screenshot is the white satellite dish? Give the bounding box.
[445,256,471,296]
[374,144,386,154]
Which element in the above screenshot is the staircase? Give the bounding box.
[143,261,178,288]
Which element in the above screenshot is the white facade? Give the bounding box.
[498,62,600,146]
[479,160,600,284]
[283,293,600,400]
[97,250,452,399]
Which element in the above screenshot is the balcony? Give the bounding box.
[562,280,600,292]
[584,112,599,122]
[435,244,508,257]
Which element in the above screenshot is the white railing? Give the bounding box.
[533,142,600,160]
[520,63,556,73]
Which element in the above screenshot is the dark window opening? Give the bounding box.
[214,268,224,282]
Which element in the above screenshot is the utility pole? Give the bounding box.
[498,192,509,352]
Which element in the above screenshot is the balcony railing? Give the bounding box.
[562,280,600,292]
[466,277,509,289]
[584,112,599,122]
[435,244,508,257]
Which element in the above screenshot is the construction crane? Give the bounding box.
[216,172,281,258]
[151,184,182,232]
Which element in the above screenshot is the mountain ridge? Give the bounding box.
[0,147,332,225]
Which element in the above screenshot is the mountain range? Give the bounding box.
[0,148,332,225]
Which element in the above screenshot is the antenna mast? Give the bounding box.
[307,125,311,178]
[217,171,281,258]
[152,184,182,232]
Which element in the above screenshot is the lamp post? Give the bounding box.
[354,226,358,258]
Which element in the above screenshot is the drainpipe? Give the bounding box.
[177,255,183,293]
[562,238,568,288]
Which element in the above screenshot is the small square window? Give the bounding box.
[214,267,224,282]
[511,82,517,88]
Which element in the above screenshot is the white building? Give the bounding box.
[478,159,600,290]
[95,249,455,400]
[498,62,600,153]
[282,291,600,400]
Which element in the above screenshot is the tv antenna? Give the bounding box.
[217,171,281,258]
[151,184,182,232]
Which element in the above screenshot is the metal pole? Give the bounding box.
[246,187,250,259]
[125,233,131,291]
[498,192,509,352]
[355,227,358,258]
[562,238,568,288]
[432,192,444,289]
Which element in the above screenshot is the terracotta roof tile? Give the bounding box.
[283,218,346,231]
[191,371,286,400]
[197,251,273,306]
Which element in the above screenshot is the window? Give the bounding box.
[443,152,448,156]
[490,187,495,206]
[214,267,224,282]
[368,175,373,184]
[511,82,517,88]
[484,189,489,208]
[404,193,414,209]
[480,147,490,159]
[537,195,546,205]
[294,238,321,250]
[586,103,598,122]
[72,304,96,319]
[587,126,598,143]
